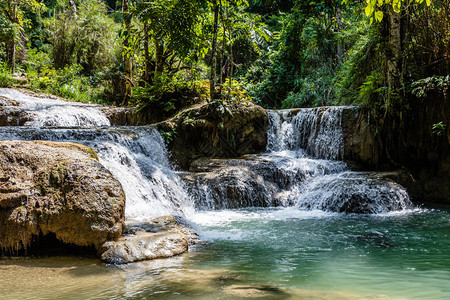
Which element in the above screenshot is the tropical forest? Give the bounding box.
[0,0,449,299]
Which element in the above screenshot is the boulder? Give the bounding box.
[184,156,294,209]
[99,216,194,264]
[340,89,450,204]
[0,141,125,253]
[0,95,29,126]
[222,285,289,299]
[297,172,413,214]
[157,101,268,169]
[98,106,142,126]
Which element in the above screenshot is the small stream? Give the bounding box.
[1,88,449,299]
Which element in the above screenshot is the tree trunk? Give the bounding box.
[228,27,233,91]
[387,10,402,109]
[209,0,219,100]
[6,38,15,73]
[144,21,152,84]
[122,0,132,106]
[227,4,233,91]
[154,36,164,77]
[219,15,225,85]
[5,1,18,73]
[336,3,343,66]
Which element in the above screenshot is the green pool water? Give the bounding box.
[1,206,449,300]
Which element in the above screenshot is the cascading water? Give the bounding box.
[0,88,110,127]
[0,88,193,220]
[266,108,413,213]
[267,107,344,160]
[3,89,448,300]
[187,107,412,213]
[0,87,412,218]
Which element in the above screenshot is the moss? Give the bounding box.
[85,146,99,161]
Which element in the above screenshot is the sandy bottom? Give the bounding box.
[0,256,401,300]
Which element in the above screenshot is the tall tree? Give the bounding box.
[132,0,205,83]
[210,0,219,99]
[346,0,433,107]
[122,0,133,105]
[0,0,45,72]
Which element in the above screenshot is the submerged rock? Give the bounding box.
[223,285,289,299]
[99,216,194,264]
[0,141,125,253]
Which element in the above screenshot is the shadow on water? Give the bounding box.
[1,232,97,259]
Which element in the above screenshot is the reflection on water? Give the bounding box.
[1,207,449,300]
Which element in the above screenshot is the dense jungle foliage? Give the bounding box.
[0,0,449,114]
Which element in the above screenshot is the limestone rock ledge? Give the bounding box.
[100,216,197,264]
[157,101,268,169]
[0,141,125,252]
[0,95,29,126]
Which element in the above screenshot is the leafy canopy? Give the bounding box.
[342,0,432,23]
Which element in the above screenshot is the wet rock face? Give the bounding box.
[99,216,192,264]
[183,156,289,209]
[0,96,29,126]
[98,106,142,126]
[297,172,413,214]
[158,101,268,169]
[183,155,347,210]
[341,107,381,168]
[0,141,125,252]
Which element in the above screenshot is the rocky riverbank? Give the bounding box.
[1,87,448,262]
[0,141,125,253]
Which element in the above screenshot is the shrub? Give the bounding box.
[0,63,12,87]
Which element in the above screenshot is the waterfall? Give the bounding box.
[187,107,413,213]
[267,107,345,160]
[0,88,110,127]
[266,107,412,213]
[0,87,413,216]
[0,88,193,220]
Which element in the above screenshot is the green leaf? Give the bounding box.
[365,5,374,17]
[374,11,384,22]
[393,0,401,12]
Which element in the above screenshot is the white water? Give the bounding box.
[0,88,413,221]
[0,88,110,127]
[266,109,413,213]
[267,108,345,160]
[89,129,194,219]
[0,89,193,220]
